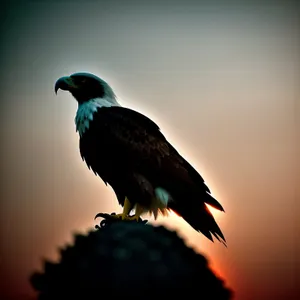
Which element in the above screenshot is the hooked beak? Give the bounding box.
[54,76,77,94]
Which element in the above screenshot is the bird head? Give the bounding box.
[55,72,116,104]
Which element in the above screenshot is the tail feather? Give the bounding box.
[203,192,225,212]
[169,198,226,245]
[197,204,226,243]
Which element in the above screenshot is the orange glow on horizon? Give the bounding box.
[209,262,224,279]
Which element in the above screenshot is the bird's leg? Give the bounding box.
[111,197,133,220]
[109,199,145,222]
[127,204,144,221]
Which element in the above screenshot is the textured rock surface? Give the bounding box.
[30,220,233,299]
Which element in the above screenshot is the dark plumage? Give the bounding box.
[55,72,226,244]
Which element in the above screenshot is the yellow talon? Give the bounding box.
[127,215,140,221]
[109,197,132,220]
[110,198,144,222]
[130,203,144,221]
[110,213,139,222]
[109,213,128,220]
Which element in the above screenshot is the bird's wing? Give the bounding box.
[82,106,226,243]
[96,106,171,166]
[87,106,192,176]
[84,106,223,211]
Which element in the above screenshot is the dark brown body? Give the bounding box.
[79,106,225,242]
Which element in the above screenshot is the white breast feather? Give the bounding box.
[75,97,120,136]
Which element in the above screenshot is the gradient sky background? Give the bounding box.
[0,0,299,299]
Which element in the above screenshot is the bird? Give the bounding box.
[55,72,226,244]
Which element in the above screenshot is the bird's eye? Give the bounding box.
[70,76,87,84]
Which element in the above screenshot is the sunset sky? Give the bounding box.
[0,0,299,299]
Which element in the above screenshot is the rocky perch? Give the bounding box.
[30,214,233,299]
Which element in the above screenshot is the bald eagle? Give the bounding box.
[55,72,226,244]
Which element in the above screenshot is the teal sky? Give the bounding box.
[0,1,299,299]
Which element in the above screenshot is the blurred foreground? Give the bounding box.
[31,220,233,299]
